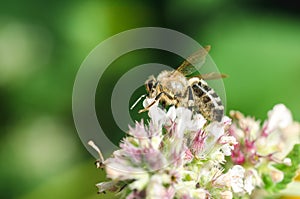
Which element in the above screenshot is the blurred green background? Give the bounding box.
[1,0,300,199]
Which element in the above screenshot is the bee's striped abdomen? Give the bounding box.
[191,79,224,122]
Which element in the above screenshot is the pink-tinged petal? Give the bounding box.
[128,120,148,138]
[168,138,186,167]
[191,130,206,155]
[184,149,194,163]
[239,117,260,140]
[231,145,245,165]
[144,148,167,171]
[126,190,146,199]
[164,186,176,199]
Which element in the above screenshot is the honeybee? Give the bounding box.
[131,46,225,122]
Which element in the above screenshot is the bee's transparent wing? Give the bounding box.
[193,72,228,80]
[176,45,211,76]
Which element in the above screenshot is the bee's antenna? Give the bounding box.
[88,140,104,163]
[130,94,146,110]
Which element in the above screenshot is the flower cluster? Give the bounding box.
[229,104,300,194]
[89,102,300,199]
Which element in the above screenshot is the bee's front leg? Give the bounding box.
[138,92,175,113]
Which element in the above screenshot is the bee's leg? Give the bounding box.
[138,92,175,113]
[138,92,164,113]
[187,86,195,111]
[162,92,178,108]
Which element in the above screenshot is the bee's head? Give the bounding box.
[145,76,157,96]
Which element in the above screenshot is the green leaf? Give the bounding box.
[262,144,300,193]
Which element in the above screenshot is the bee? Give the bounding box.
[131,46,225,122]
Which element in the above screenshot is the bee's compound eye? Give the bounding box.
[146,80,153,91]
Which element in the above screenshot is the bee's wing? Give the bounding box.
[176,45,211,76]
[191,72,228,80]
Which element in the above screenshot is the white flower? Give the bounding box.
[192,113,207,129]
[93,103,282,198]
[239,117,261,140]
[245,169,262,194]
[166,106,176,124]
[202,122,226,153]
[174,107,206,138]
[214,172,231,188]
[229,165,245,193]
[256,105,300,158]
[220,135,237,145]
[151,135,163,150]
[146,174,175,199]
[221,143,234,156]
[129,173,150,191]
[174,107,193,138]
[229,104,300,196]
[220,136,237,156]
[263,104,293,135]
[105,157,146,181]
[220,190,233,199]
[148,101,167,128]
[146,175,165,199]
[276,122,300,159]
[176,181,207,199]
[211,151,225,164]
[244,174,254,194]
[147,102,207,139]
[193,188,207,199]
